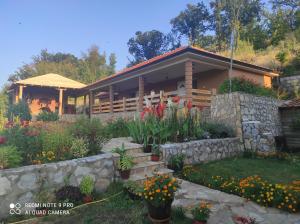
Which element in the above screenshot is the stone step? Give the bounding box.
[125,147,144,155]
[131,152,152,163]
[128,168,174,183]
[130,161,165,176]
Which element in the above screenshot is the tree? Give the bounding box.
[170,2,211,45]
[127,30,175,65]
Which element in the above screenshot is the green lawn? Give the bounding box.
[183,157,300,184]
[6,182,192,224]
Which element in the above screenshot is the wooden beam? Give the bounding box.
[89,91,93,117]
[58,88,64,116]
[109,85,114,113]
[185,61,193,102]
[138,76,144,112]
[19,85,24,101]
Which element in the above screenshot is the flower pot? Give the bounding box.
[0,136,6,145]
[144,145,152,153]
[147,200,172,223]
[119,169,131,179]
[193,221,206,224]
[151,154,160,161]
[83,195,93,203]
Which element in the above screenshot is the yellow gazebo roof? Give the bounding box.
[15,73,86,89]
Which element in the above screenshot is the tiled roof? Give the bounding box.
[86,45,277,89]
[280,98,300,108]
[15,73,86,89]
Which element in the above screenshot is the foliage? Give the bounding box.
[3,123,42,164]
[69,117,107,155]
[181,157,300,213]
[127,30,178,66]
[36,111,59,121]
[6,100,32,121]
[55,186,83,204]
[0,87,8,131]
[202,122,235,138]
[151,144,160,156]
[123,180,143,197]
[70,138,89,158]
[168,154,186,172]
[141,173,179,207]
[79,176,95,196]
[105,118,130,138]
[118,154,134,171]
[170,2,211,45]
[218,78,276,97]
[0,145,22,169]
[191,202,212,222]
[8,46,116,84]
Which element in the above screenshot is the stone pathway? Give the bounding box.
[102,137,142,152]
[174,180,300,224]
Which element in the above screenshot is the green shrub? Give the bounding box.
[105,118,130,138]
[218,78,276,97]
[79,176,94,196]
[0,145,22,169]
[291,113,300,131]
[68,117,107,155]
[6,100,32,121]
[3,124,42,164]
[167,154,186,172]
[36,111,59,121]
[202,122,235,139]
[70,138,88,158]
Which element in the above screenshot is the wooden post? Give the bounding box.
[138,76,144,111]
[19,85,24,101]
[15,88,19,104]
[185,61,193,102]
[212,88,217,95]
[89,91,93,117]
[83,95,87,114]
[74,97,77,114]
[123,97,126,112]
[109,85,114,113]
[58,89,64,116]
[159,90,164,102]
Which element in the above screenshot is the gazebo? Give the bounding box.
[8,73,87,116]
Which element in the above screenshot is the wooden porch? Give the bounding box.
[91,88,216,114]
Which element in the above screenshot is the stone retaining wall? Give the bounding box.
[0,153,116,219]
[161,138,243,165]
[279,75,300,95]
[211,92,282,153]
[91,111,136,122]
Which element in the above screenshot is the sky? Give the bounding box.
[0,0,203,86]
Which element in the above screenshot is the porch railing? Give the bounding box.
[91,88,216,114]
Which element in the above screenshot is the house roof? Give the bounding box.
[14,73,86,89]
[86,46,278,90]
[279,98,300,108]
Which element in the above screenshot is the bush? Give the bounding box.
[0,145,22,169]
[167,154,186,172]
[79,176,94,196]
[36,111,59,121]
[202,122,235,139]
[105,118,130,138]
[70,138,88,158]
[6,100,32,121]
[291,113,300,131]
[55,186,83,204]
[218,78,276,98]
[68,117,107,155]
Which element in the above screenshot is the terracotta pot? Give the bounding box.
[151,154,160,161]
[144,145,152,153]
[83,195,93,203]
[147,200,172,223]
[119,169,131,179]
[193,221,207,224]
[0,136,6,145]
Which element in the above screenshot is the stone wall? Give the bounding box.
[161,138,243,165]
[211,92,282,153]
[279,75,300,95]
[0,153,116,219]
[91,111,137,123]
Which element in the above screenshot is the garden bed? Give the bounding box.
[180,155,300,213]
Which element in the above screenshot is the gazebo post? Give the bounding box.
[19,85,24,101]
[58,88,64,116]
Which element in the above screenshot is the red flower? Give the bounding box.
[172,96,180,103]
[186,100,193,110]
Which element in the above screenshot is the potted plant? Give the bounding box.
[118,154,134,179]
[0,136,6,144]
[79,176,95,203]
[123,180,142,200]
[191,202,212,224]
[151,144,160,161]
[141,173,179,223]
[167,153,186,172]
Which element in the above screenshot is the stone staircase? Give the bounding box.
[103,137,173,183]
[124,146,173,183]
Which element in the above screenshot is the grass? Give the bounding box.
[183,157,300,185]
[6,182,192,224]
